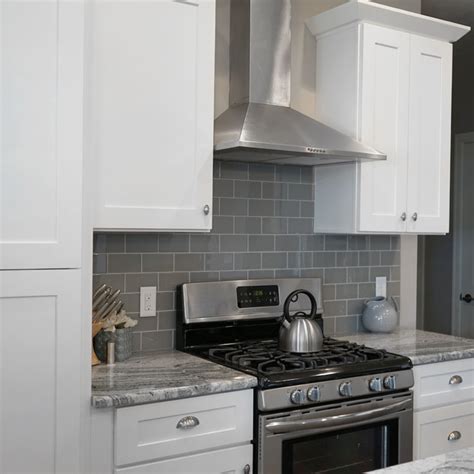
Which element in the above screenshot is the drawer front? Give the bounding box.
[414,359,474,410]
[115,390,253,466]
[115,444,253,474]
[414,400,474,459]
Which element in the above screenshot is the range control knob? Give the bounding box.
[369,377,382,392]
[383,375,397,390]
[307,386,321,402]
[290,389,305,405]
[339,381,353,397]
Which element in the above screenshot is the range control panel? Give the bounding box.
[237,285,279,308]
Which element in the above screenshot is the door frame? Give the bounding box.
[451,132,474,336]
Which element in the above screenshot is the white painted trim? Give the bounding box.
[451,132,474,336]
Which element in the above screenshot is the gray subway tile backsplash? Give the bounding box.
[93,160,401,351]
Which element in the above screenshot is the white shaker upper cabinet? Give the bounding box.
[88,0,215,232]
[1,1,84,269]
[308,1,468,235]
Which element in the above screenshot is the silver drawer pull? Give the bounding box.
[449,375,463,385]
[448,430,462,441]
[176,415,200,430]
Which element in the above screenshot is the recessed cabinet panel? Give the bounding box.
[407,36,452,233]
[359,24,410,233]
[1,1,83,268]
[89,0,215,231]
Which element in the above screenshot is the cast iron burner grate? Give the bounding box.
[208,338,396,375]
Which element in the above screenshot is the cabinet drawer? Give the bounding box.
[115,444,252,474]
[115,390,253,466]
[414,400,474,459]
[414,359,474,410]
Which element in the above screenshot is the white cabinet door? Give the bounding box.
[358,24,410,233]
[88,0,215,232]
[0,270,81,473]
[407,35,452,234]
[115,444,253,474]
[1,1,83,269]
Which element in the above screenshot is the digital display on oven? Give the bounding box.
[236,285,279,308]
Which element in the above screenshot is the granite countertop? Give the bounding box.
[91,350,257,408]
[345,328,474,365]
[370,447,474,473]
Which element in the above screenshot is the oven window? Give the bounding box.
[282,420,398,474]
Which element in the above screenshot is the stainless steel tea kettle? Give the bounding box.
[279,289,324,353]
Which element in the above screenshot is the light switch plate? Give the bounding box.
[375,277,387,298]
[140,286,156,317]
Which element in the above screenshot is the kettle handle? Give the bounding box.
[283,289,318,322]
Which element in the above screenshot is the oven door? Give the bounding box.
[258,393,413,474]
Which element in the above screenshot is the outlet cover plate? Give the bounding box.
[140,286,156,317]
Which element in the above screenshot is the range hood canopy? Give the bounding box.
[214,0,386,166]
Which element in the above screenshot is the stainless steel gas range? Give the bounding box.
[177,278,414,474]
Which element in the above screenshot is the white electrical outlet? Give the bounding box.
[375,277,387,298]
[140,286,156,317]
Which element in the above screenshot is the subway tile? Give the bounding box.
[94,233,125,253]
[93,274,125,292]
[322,284,336,301]
[142,254,174,272]
[135,315,158,332]
[324,300,347,317]
[235,217,261,234]
[391,266,401,281]
[348,235,369,251]
[249,163,275,181]
[324,268,347,284]
[381,251,400,266]
[288,252,313,268]
[262,217,287,234]
[121,293,140,313]
[220,198,247,216]
[388,281,400,297]
[274,200,300,217]
[212,216,234,234]
[190,271,220,283]
[159,234,190,253]
[369,235,391,250]
[175,253,204,271]
[275,235,300,251]
[325,235,348,251]
[235,253,261,270]
[336,251,359,267]
[142,331,173,351]
[347,299,365,316]
[125,273,158,293]
[275,166,301,183]
[336,284,358,300]
[300,168,313,184]
[347,267,369,283]
[300,201,314,218]
[159,272,189,291]
[335,315,358,335]
[219,270,248,281]
[93,254,107,274]
[301,235,325,251]
[220,235,248,252]
[313,251,336,268]
[323,317,336,336]
[262,252,287,269]
[391,236,401,250]
[220,161,248,180]
[288,183,313,201]
[288,218,313,234]
[275,269,300,278]
[249,235,275,252]
[359,251,380,266]
[235,181,261,198]
[249,199,274,217]
[108,254,141,273]
[300,268,324,279]
[213,179,234,197]
[132,332,141,352]
[126,233,158,253]
[212,198,220,216]
[190,234,220,252]
[213,161,221,179]
[158,311,176,330]
[369,266,391,281]
[157,292,174,311]
[359,283,376,298]
[262,182,288,199]
[248,270,275,279]
[205,253,233,271]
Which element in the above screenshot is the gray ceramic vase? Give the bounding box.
[94,328,133,362]
[361,296,398,333]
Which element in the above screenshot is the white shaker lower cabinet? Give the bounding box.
[307,2,468,235]
[87,0,215,232]
[1,0,84,269]
[0,270,82,473]
[413,359,474,459]
[91,390,254,473]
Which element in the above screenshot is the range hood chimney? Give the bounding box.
[214,0,386,165]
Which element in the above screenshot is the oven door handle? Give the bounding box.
[265,398,411,434]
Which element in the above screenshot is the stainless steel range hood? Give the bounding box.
[214,0,386,165]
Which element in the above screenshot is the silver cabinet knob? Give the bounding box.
[449,375,463,385]
[448,430,462,441]
[412,212,418,221]
[243,464,251,474]
[203,204,210,215]
[176,415,200,430]
[401,212,407,221]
